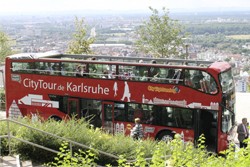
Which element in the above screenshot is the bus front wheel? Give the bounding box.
[49,116,62,121]
[156,131,174,142]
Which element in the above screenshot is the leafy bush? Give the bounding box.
[48,134,250,167]
[47,141,98,167]
[0,117,157,165]
[1,117,250,166]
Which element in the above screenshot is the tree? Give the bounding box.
[67,17,95,54]
[0,31,12,62]
[135,7,185,58]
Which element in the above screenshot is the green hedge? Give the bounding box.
[0,117,157,165]
[1,117,250,166]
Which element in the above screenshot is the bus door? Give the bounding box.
[195,110,218,152]
[102,102,114,134]
[67,98,80,119]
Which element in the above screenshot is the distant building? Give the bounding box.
[90,27,96,38]
[236,71,249,92]
[236,80,247,92]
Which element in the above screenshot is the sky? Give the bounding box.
[0,0,250,15]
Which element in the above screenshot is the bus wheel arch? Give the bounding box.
[49,115,62,121]
[156,130,175,142]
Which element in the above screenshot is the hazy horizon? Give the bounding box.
[0,8,249,17]
[0,0,249,16]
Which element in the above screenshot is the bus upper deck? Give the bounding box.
[8,52,214,66]
[7,52,233,95]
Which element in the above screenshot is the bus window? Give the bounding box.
[27,62,37,74]
[158,68,167,83]
[91,64,109,79]
[127,103,136,122]
[190,70,204,89]
[104,64,116,79]
[51,63,61,76]
[78,99,102,127]
[40,62,62,75]
[44,62,54,75]
[12,62,30,73]
[114,103,126,122]
[60,62,73,76]
[165,68,176,83]
[144,105,158,124]
[187,70,218,94]
[118,65,135,81]
[179,108,194,128]
[127,103,148,123]
[74,63,88,77]
[35,62,46,74]
[148,66,161,82]
[135,65,147,81]
[133,104,144,122]
[88,63,97,77]
[184,69,192,86]
[153,107,194,129]
[219,70,234,93]
[172,69,184,84]
[204,73,218,94]
[104,104,113,121]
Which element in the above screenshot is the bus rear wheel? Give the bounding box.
[156,131,174,142]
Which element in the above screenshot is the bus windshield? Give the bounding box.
[219,70,234,93]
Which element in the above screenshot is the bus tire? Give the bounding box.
[49,116,62,121]
[156,131,175,142]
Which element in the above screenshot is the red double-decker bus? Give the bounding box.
[5,52,235,153]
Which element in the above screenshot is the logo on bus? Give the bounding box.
[11,74,21,82]
[148,85,180,94]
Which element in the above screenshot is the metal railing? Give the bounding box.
[0,118,120,160]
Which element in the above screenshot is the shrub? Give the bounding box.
[0,117,157,165]
[2,117,250,166]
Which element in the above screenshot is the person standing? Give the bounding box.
[237,118,249,148]
[136,60,147,80]
[89,57,97,75]
[130,118,144,140]
[149,60,160,81]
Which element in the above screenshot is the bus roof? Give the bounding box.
[7,51,62,59]
[7,52,217,67]
[208,61,231,73]
[7,51,232,72]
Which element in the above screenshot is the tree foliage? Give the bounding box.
[136,7,185,58]
[0,31,12,62]
[67,17,95,54]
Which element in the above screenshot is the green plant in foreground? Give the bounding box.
[169,134,210,167]
[150,141,170,167]
[46,134,250,167]
[134,142,147,167]
[3,117,250,166]
[47,141,98,167]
